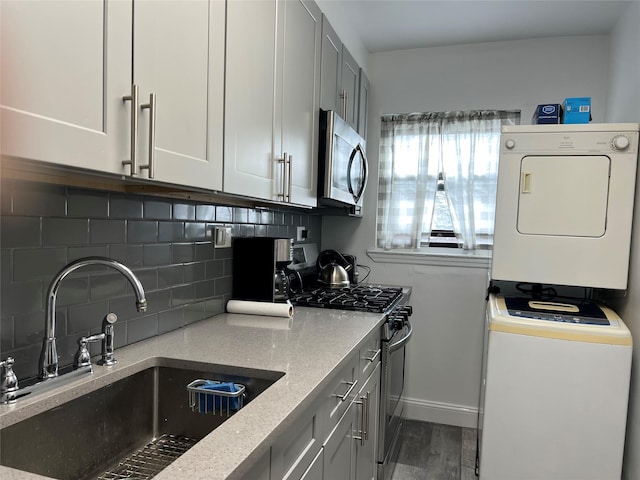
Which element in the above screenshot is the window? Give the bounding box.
[376,110,520,251]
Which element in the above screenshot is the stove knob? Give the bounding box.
[391,319,404,331]
[401,305,413,316]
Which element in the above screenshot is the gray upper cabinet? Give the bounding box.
[357,69,370,141]
[1,0,224,191]
[340,47,359,130]
[224,0,320,207]
[320,16,342,114]
[319,15,366,132]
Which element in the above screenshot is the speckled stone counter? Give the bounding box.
[0,306,387,479]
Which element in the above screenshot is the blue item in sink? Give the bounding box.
[198,381,241,413]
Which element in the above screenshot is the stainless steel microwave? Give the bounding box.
[318,110,368,215]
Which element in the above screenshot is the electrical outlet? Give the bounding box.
[296,226,308,242]
[214,226,232,248]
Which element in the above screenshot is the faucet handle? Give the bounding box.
[1,357,19,404]
[73,334,105,369]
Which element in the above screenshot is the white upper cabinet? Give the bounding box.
[133,0,224,191]
[1,0,132,174]
[225,0,320,207]
[1,0,224,191]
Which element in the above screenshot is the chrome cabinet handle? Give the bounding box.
[277,152,287,201]
[333,379,358,402]
[340,89,348,120]
[354,391,370,445]
[140,93,156,179]
[287,154,292,202]
[363,348,381,363]
[122,84,139,176]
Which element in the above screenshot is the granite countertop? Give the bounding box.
[0,306,387,480]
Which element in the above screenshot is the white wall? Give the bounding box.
[322,35,611,427]
[605,3,640,479]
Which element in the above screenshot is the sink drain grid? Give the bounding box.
[96,434,198,479]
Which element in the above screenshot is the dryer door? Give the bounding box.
[517,155,610,237]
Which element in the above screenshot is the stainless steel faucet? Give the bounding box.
[39,257,147,380]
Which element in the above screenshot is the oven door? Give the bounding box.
[378,320,413,480]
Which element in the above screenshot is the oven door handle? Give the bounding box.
[389,319,413,353]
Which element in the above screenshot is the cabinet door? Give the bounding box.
[133,0,223,190]
[224,0,279,201]
[354,362,381,480]
[357,69,369,141]
[341,47,359,130]
[278,0,321,207]
[319,15,341,114]
[1,0,131,174]
[300,448,323,480]
[324,401,356,480]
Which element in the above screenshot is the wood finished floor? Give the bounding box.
[391,420,477,480]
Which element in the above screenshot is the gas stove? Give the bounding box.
[289,284,404,313]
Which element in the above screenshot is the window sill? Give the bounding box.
[366,248,491,269]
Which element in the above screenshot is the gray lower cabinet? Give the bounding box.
[269,329,382,480]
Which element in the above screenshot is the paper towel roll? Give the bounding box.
[226,299,294,318]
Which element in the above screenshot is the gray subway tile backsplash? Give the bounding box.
[0,178,322,379]
[1,216,41,248]
[43,218,89,246]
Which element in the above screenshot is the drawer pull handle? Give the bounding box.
[364,349,381,363]
[333,379,358,402]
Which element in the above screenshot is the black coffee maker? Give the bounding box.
[232,237,293,302]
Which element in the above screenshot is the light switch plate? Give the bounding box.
[296,226,308,242]
[214,226,232,248]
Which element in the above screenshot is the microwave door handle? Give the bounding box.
[347,143,368,203]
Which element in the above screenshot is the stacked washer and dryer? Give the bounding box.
[478,123,639,479]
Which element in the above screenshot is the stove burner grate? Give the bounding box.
[290,285,403,313]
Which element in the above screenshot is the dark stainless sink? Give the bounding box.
[0,362,283,480]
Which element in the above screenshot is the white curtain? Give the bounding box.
[377,110,519,251]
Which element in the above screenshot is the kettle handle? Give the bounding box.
[317,249,352,271]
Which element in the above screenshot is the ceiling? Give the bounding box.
[337,0,634,53]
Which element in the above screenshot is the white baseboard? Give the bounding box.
[401,396,479,429]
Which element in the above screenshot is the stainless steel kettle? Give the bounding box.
[317,250,352,288]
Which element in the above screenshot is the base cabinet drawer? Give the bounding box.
[359,331,381,380]
[321,351,359,431]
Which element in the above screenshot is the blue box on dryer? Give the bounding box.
[563,97,592,123]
